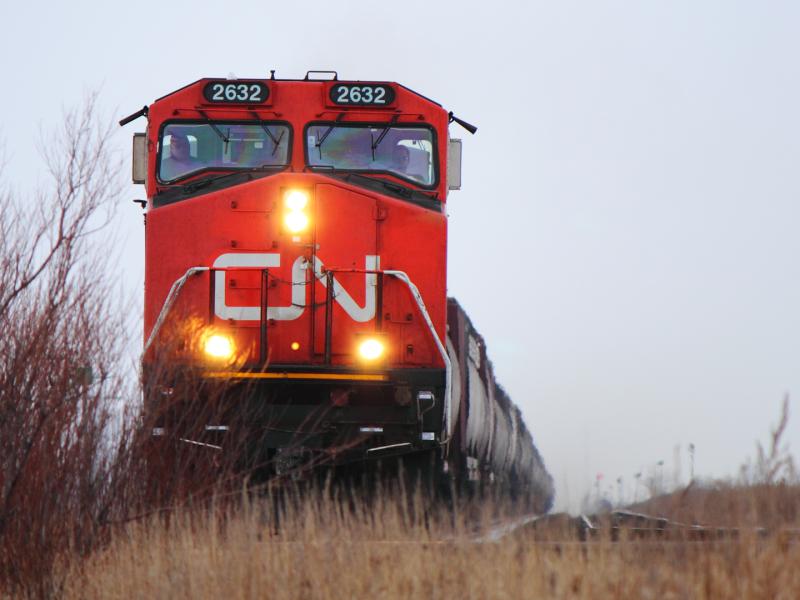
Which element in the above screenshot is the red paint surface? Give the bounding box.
[143,79,449,369]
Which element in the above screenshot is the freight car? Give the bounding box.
[447,299,553,511]
[121,72,553,511]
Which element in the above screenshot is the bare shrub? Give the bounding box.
[0,94,134,597]
[0,95,266,596]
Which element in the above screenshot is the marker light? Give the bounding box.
[283,189,310,233]
[290,341,300,351]
[358,338,385,361]
[204,334,235,360]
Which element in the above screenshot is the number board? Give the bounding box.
[203,81,270,104]
[329,83,395,106]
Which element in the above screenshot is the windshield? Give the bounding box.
[158,122,290,183]
[305,124,436,187]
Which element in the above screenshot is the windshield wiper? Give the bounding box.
[180,165,281,194]
[249,111,285,156]
[370,115,399,160]
[197,109,230,148]
[337,172,440,210]
[315,113,346,159]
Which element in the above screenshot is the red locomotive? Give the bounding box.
[122,72,552,510]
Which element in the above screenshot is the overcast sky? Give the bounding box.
[2,0,799,510]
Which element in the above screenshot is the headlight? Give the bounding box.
[283,188,310,233]
[357,338,385,361]
[284,211,309,233]
[284,189,309,211]
[204,333,235,360]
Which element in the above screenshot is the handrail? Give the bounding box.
[142,267,209,359]
[383,270,452,446]
[315,265,452,444]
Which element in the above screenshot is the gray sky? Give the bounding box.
[3,0,799,510]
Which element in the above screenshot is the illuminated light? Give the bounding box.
[284,189,309,211]
[284,210,309,233]
[204,334,235,360]
[358,338,385,361]
[290,341,300,351]
[283,189,310,233]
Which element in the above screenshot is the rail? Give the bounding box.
[483,509,800,544]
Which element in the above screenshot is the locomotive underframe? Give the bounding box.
[145,366,446,475]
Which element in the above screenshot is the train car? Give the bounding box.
[121,72,553,510]
[447,299,554,512]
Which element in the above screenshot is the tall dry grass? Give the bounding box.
[629,398,800,530]
[628,482,800,531]
[58,487,800,600]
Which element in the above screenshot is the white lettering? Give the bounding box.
[213,253,279,321]
[312,255,379,322]
[212,253,379,322]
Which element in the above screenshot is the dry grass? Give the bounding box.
[56,487,800,600]
[630,482,800,530]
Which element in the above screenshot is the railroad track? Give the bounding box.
[478,509,800,544]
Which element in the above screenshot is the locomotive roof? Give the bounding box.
[153,76,443,108]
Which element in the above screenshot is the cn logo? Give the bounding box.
[212,253,380,322]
